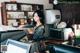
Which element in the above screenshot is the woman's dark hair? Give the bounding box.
[33,10,45,25]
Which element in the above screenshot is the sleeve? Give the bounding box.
[38,28,44,38]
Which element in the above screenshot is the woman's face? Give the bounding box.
[33,13,40,22]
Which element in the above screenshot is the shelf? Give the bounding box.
[6,10,23,12]
[7,18,27,20]
[6,10,34,12]
[1,2,43,26]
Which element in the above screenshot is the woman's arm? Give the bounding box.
[18,25,34,34]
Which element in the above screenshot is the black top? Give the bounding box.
[33,25,45,41]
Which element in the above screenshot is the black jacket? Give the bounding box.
[33,25,45,41]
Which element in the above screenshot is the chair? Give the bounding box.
[5,39,32,53]
[47,44,80,53]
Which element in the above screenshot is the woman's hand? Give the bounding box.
[27,28,34,34]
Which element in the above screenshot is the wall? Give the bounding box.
[0,0,53,25]
[0,7,2,25]
[54,3,80,26]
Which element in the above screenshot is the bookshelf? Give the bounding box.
[1,2,43,27]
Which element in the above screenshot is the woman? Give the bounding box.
[28,10,46,53]
[28,10,45,41]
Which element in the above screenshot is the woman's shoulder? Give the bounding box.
[38,25,44,29]
[40,25,44,28]
[35,25,44,30]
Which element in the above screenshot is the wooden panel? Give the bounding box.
[49,0,53,3]
[1,3,8,25]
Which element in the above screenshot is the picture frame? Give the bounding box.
[7,12,25,19]
[6,4,17,10]
[21,5,32,11]
[28,11,34,19]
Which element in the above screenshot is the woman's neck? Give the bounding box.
[36,21,42,27]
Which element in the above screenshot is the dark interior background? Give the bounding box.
[49,0,80,3]
[53,2,80,27]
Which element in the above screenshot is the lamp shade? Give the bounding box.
[53,0,58,5]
